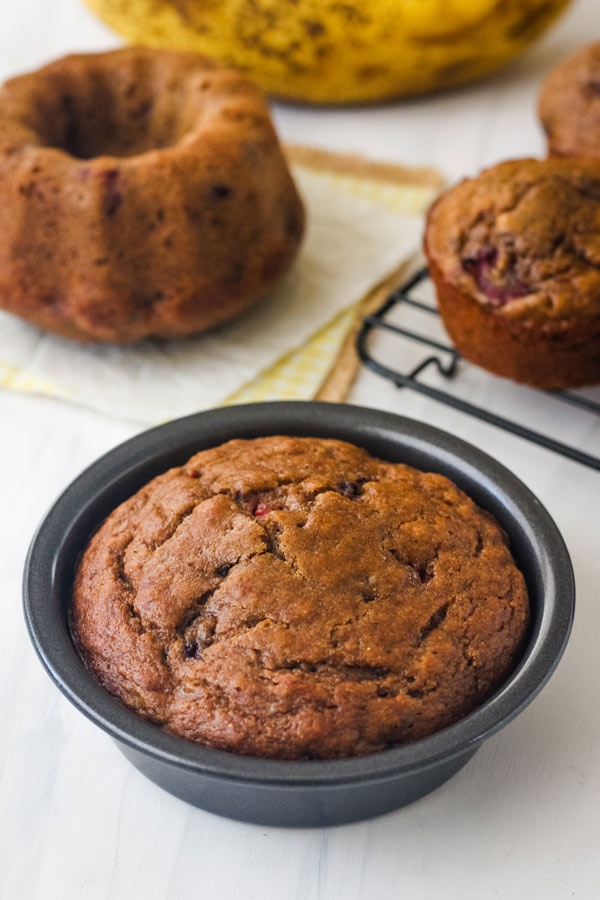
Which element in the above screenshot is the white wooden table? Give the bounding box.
[1,2,599,897]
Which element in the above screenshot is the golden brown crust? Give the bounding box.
[423,158,600,388]
[71,436,529,760]
[425,158,600,322]
[428,257,600,389]
[0,48,304,342]
[539,41,600,160]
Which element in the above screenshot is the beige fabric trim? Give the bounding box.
[285,144,444,190]
[284,145,442,401]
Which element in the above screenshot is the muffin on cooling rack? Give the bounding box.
[539,41,600,161]
[71,435,529,760]
[423,157,600,389]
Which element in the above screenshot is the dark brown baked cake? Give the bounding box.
[424,158,600,389]
[71,436,529,760]
[0,48,304,342]
[539,41,600,160]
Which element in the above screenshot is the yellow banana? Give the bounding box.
[84,0,571,104]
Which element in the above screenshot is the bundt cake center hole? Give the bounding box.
[53,85,195,160]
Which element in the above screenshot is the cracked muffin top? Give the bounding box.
[71,436,529,760]
[424,158,600,324]
[539,41,600,161]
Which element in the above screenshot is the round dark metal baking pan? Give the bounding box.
[23,401,574,828]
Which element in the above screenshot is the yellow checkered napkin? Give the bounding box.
[227,150,440,406]
[0,151,441,423]
[224,305,356,405]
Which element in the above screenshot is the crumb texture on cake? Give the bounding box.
[539,41,600,160]
[72,436,529,759]
[425,158,600,324]
[0,48,304,342]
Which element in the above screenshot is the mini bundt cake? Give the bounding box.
[71,436,529,760]
[539,41,600,160]
[424,158,600,389]
[0,48,304,342]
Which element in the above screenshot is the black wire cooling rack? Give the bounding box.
[356,267,600,472]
